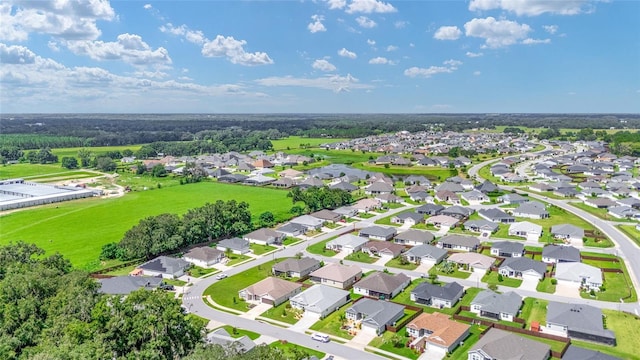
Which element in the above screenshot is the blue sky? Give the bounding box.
[1,0,638,113]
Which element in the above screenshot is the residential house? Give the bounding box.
[436,190,460,204]
[408,191,432,202]
[561,345,621,360]
[137,256,190,279]
[470,290,522,322]
[476,180,499,194]
[460,190,489,205]
[447,253,495,272]
[272,177,296,188]
[406,312,470,353]
[426,215,460,230]
[391,212,425,226]
[330,181,358,192]
[206,328,256,354]
[310,209,342,223]
[542,245,581,263]
[512,201,550,219]
[508,221,543,241]
[440,206,474,219]
[376,193,403,204]
[555,262,602,291]
[403,244,447,265]
[498,193,530,205]
[365,181,394,195]
[183,247,225,268]
[276,222,306,237]
[216,237,251,255]
[98,276,163,295]
[359,226,397,241]
[478,208,515,223]
[290,215,325,231]
[238,277,303,306]
[468,328,551,360]
[410,281,464,308]
[550,224,585,243]
[546,302,616,345]
[463,219,499,235]
[415,204,445,215]
[584,198,617,209]
[353,198,382,213]
[309,263,362,289]
[272,257,321,278]
[353,271,410,300]
[243,228,286,245]
[289,284,350,318]
[362,240,405,259]
[346,298,405,335]
[608,206,640,219]
[436,234,480,252]
[498,257,546,280]
[394,229,435,246]
[490,241,524,258]
[325,234,369,254]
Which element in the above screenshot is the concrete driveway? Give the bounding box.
[418,347,446,360]
[240,302,271,319]
[519,276,540,291]
[288,312,320,333]
[555,283,580,298]
[347,330,377,350]
[373,256,391,266]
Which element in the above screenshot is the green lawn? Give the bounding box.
[393,278,427,307]
[250,243,277,255]
[520,298,548,327]
[580,271,637,302]
[0,163,78,180]
[270,136,347,151]
[344,251,378,264]
[203,259,285,312]
[306,238,337,256]
[213,325,260,340]
[24,170,101,182]
[352,163,457,181]
[269,340,326,360]
[482,271,523,288]
[385,257,419,271]
[51,145,143,160]
[374,210,413,226]
[618,225,640,247]
[570,202,637,223]
[445,325,485,360]
[536,277,556,293]
[429,264,472,279]
[571,310,640,360]
[358,212,376,219]
[368,325,419,360]
[0,181,296,271]
[282,237,302,246]
[225,253,253,266]
[284,148,384,165]
[260,301,301,325]
[309,302,354,339]
[187,266,217,278]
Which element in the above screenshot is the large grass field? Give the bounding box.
[0,182,296,270]
[51,145,143,159]
[270,136,347,151]
[0,163,77,179]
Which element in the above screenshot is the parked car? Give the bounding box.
[311,333,330,343]
[159,283,175,291]
[215,273,228,280]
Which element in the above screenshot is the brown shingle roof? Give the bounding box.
[407,312,470,347]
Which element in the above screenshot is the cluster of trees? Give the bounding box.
[101,200,252,261]
[288,186,353,213]
[24,148,58,164]
[0,134,87,150]
[447,146,477,158]
[0,242,205,360]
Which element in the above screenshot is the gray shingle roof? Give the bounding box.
[542,244,581,262]
[471,290,522,317]
[218,237,250,251]
[138,256,190,275]
[438,234,480,248]
[404,244,447,260]
[470,328,550,360]
[354,271,409,295]
[289,284,349,313]
[98,276,163,295]
[411,281,463,302]
[346,298,405,328]
[500,257,546,275]
[272,257,320,274]
[395,229,434,243]
[562,345,621,360]
[491,241,524,254]
[359,226,397,238]
[547,302,615,340]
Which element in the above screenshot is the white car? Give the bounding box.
[311,333,330,343]
[215,273,228,280]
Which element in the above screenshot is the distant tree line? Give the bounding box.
[288,186,353,213]
[100,200,252,261]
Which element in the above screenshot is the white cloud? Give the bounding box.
[312,59,337,72]
[464,17,531,48]
[0,43,36,64]
[522,38,551,45]
[386,45,398,52]
[65,34,172,67]
[409,43,415,47]
[255,73,372,93]
[48,40,60,52]
[395,21,408,29]
[356,16,377,28]
[338,48,357,59]
[369,56,396,65]
[468,0,596,16]
[473,71,481,76]
[308,15,327,33]
[143,4,152,10]
[202,35,273,66]
[434,26,462,40]
[326,0,347,10]
[160,23,206,45]
[404,59,462,78]
[466,51,484,57]
[0,1,115,42]
[543,25,559,34]
[367,39,376,45]
[346,0,397,14]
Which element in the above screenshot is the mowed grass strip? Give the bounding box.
[0,182,296,270]
[203,259,284,312]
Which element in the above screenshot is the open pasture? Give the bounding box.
[0,182,295,270]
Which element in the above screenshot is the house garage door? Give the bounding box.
[261,298,275,305]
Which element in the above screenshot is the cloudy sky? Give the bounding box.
[1,0,638,113]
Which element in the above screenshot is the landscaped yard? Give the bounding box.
[570,202,637,223]
[368,325,419,360]
[308,302,354,340]
[203,259,285,312]
[536,277,556,293]
[520,298,548,327]
[374,210,413,226]
[188,266,217,278]
[429,264,472,279]
[358,212,376,219]
[385,257,419,270]
[260,301,301,325]
[225,253,253,266]
[481,271,523,288]
[249,243,277,255]
[344,251,378,264]
[571,310,640,360]
[618,225,640,247]
[213,325,261,340]
[444,324,485,360]
[306,238,337,256]
[580,271,637,302]
[269,340,326,360]
[282,237,302,246]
